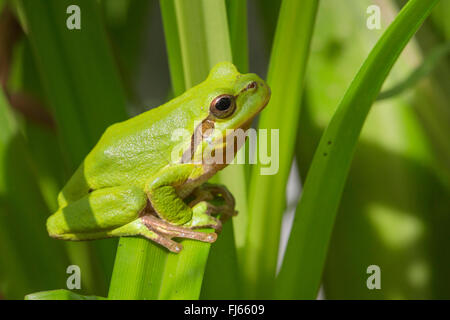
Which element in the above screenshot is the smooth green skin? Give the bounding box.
[46,62,270,252]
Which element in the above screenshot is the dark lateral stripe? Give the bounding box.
[181,117,215,163]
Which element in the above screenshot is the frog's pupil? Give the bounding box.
[216,97,231,110]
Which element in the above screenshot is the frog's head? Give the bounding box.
[204,61,270,132]
[187,61,271,165]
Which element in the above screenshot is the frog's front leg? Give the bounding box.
[188,183,237,224]
[146,164,227,231]
[179,183,237,233]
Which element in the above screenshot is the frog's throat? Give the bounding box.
[180,115,254,166]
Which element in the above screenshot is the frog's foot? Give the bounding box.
[183,201,223,231]
[188,183,238,224]
[183,195,236,233]
[140,214,217,252]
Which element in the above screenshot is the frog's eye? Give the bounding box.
[210,94,236,119]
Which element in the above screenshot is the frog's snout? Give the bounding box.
[259,81,271,112]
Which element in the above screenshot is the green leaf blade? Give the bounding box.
[243,0,319,299]
[276,0,441,299]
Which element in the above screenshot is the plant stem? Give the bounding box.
[109,0,238,299]
[16,0,129,295]
[243,0,319,298]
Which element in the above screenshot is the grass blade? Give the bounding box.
[0,88,69,299]
[275,0,441,299]
[108,238,168,299]
[16,0,130,295]
[160,0,238,299]
[160,0,185,96]
[226,0,248,73]
[25,289,105,300]
[296,0,450,299]
[243,0,319,298]
[109,0,238,299]
[199,0,249,299]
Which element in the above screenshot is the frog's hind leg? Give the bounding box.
[55,218,186,253]
[140,215,217,244]
[47,185,148,238]
[106,218,186,253]
[47,184,216,253]
[107,216,217,253]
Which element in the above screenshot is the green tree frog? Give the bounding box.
[47,62,270,253]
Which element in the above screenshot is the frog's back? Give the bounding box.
[82,96,203,192]
[58,105,179,205]
[58,73,214,204]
